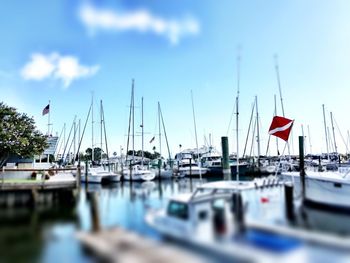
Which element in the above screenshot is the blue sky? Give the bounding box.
[1,0,350,157]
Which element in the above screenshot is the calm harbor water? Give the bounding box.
[1,176,348,263]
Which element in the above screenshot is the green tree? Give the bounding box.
[81,147,104,162]
[0,102,48,167]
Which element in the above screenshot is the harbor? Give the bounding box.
[2,1,350,262]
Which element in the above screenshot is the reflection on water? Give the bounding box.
[0,178,208,263]
[1,176,350,262]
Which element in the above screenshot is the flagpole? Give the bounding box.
[48,100,51,135]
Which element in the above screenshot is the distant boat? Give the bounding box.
[81,164,121,183]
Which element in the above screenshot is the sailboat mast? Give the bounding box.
[191,90,202,181]
[101,101,110,170]
[330,112,338,154]
[126,80,133,165]
[91,92,94,163]
[255,96,261,167]
[322,104,330,160]
[158,102,162,160]
[159,103,172,162]
[132,81,135,165]
[100,100,103,163]
[141,97,144,167]
[235,55,240,181]
[274,94,279,155]
[301,124,305,154]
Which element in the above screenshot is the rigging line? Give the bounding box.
[333,116,348,154]
[226,99,237,136]
[159,103,172,161]
[243,100,255,157]
[62,116,76,163]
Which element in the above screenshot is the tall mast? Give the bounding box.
[243,101,255,158]
[330,112,338,154]
[275,55,293,155]
[100,99,103,163]
[101,101,110,170]
[274,94,279,155]
[255,96,261,167]
[91,92,94,162]
[126,80,133,165]
[159,103,172,162]
[235,55,240,181]
[141,97,144,167]
[132,80,135,165]
[191,90,202,181]
[158,102,162,160]
[322,104,330,160]
[73,119,76,162]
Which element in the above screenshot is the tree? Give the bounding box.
[81,147,104,162]
[0,102,48,167]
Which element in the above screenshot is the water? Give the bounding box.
[0,178,212,263]
[1,176,349,263]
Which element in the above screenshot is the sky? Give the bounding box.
[1,0,350,158]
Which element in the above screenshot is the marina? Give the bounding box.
[2,1,350,262]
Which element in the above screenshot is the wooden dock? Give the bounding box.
[77,227,205,263]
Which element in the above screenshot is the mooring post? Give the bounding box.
[85,160,88,184]
[158,158,161,179]
[87,192,101,232]
[299,136,306,199]
[221,136,231,181]
[232,192,245,235]
[76,164,81,189]
[189,158,192,178]
[284,182,295,223]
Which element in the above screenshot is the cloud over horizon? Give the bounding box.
[20,53,99,88]
[78,4,200,45]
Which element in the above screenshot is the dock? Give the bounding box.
[0,167,79,207]
[77,227,205,263]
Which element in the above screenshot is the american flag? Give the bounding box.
[42,104,50,116]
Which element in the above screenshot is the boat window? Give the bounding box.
[198,210,208,221]
[167,201,189,220]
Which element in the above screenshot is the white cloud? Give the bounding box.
[78,4,200,45]
[20,53,99,88]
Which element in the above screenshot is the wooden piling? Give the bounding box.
[221,136,231,181]
[284,182,295,223]
[87,192,101,232]
[299,136,305,198]
[232,192,245,234]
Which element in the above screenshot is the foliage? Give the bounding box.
[127,150,160,160]
[80,147,104,162]
[0,102,48,167]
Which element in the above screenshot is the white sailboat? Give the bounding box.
[81,97,121,183]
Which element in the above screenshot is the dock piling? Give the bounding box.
[284,182,295,223]
[221,136,231,181]
[299,136,306,198]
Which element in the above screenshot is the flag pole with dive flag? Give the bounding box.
[42,101,51,135]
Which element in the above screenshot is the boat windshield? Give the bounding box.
[167,201,189,220]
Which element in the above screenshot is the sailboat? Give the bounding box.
[80,97,121,183]
[122,80,156,181]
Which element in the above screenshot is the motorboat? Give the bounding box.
[122,165,156,181]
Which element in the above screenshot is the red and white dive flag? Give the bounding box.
[42,104,50,116]
[268,116,294,141]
